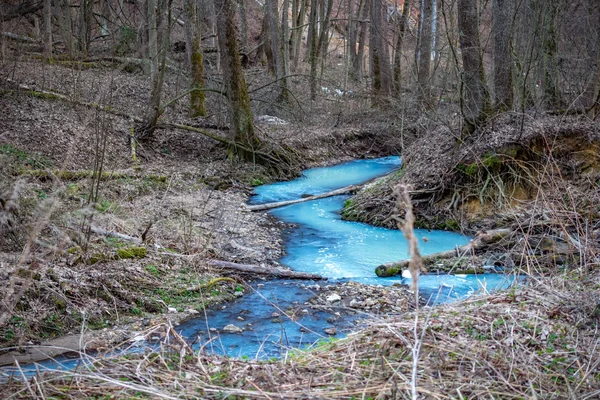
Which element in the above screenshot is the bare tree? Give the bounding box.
[148,0,158,80]
[185,0,206,117]
[43,0,52,60]
[57,0,74,58]
[238,0,249,50]
[417,0,433,104]
[540,0,560,108]
[266,0,288,101]
[457,0,490,133]
[393,0,411,95]
[291,0,307,70]
[135,0,173,140]
[214,0,261,158]
[493,0,514,111]
[308,0,318,99]
[354,0,368,79]
[78,0,93,55]
[370,0,392,104]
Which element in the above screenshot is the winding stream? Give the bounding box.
[177,156,516,358]
[1,157,517,378]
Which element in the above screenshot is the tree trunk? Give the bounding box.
[541,0,560,108]
[148,0,158,80]
[185,0,206,117]
[58,0,74,58]
[308,0,318,99]
[393,0,411,95]
[239,0,248,51]
[261,9,275,74]
[135,0,173,141]
[282,0,291,89]
[417,0,433,104]
[266,0,287,101]
[78,0,92,55]
[43,0,52,60]
[292,0,307,70]
[493,0,514,111]
[214,0,260,159]
[457,0,490,133]
[354,0,368,79]
[370,0,392,105]
[316,0,333,63]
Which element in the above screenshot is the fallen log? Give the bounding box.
[208,260,325,280]
[375,228,513,277]
[244,184,362,212]
[1,31,37,43]
[20,169,167,182]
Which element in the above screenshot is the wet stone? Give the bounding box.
[223,324,242,333]
[324,327,337,335]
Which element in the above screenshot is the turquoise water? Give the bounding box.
[175,157,517,358]
[1,157,518,376]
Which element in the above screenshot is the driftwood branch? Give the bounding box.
[375,228,513,277]
[244,184,363,212]
[1,31,37,43]
[208,260,325,280]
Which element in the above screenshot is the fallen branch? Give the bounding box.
[244,184,363,212]
[375,228,513,277]
[20,169,167,182]
[1,31,37,43]
[208,260,325,280]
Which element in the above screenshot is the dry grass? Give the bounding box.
[3,271,599,399]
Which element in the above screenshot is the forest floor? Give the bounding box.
[1,56,600,398]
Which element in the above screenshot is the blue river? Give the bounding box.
[1,156,518,379]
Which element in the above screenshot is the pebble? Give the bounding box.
[234,291,244,297]
[186,309,199,314]
[167,307,178,313]
[326,293,341,303]
[324,327,337,335]
[222,324,242,333]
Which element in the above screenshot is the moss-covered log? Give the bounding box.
[375,228,513,277]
